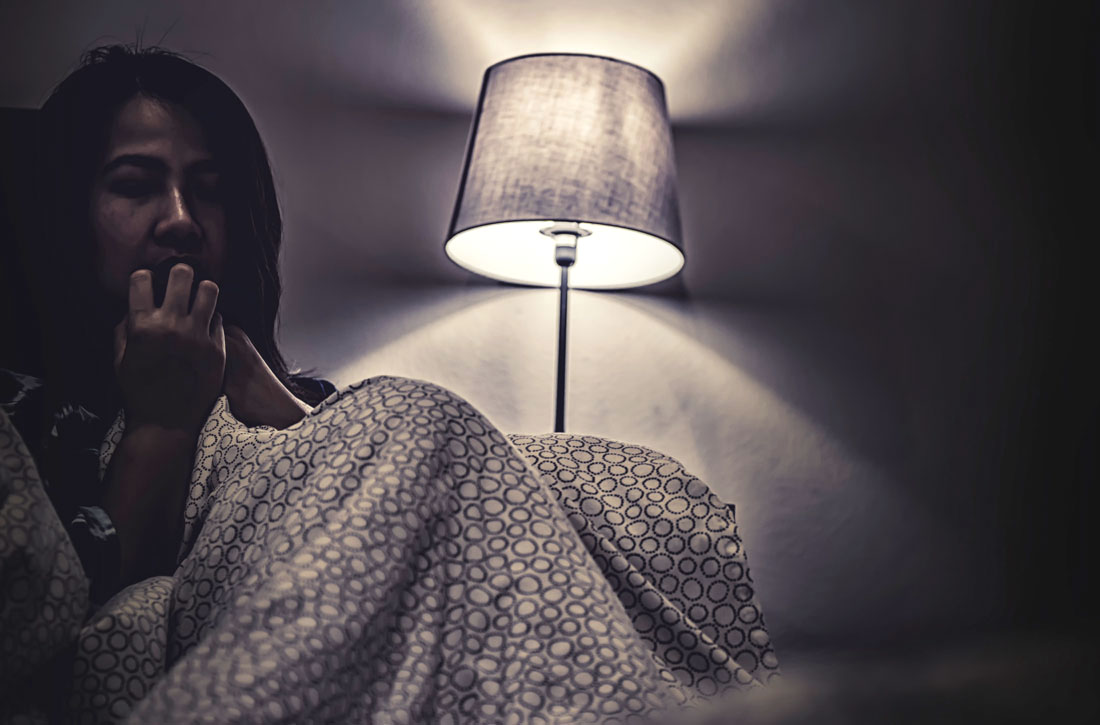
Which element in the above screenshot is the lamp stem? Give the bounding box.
[545,226,582,433]
[554,263,569,433]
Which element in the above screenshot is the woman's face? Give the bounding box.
[89,94,227,305]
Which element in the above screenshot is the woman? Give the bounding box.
[1,44,776,724]
[6,44,336,603]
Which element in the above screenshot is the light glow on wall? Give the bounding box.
[430,0,768,120]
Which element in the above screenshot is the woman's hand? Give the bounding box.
[104,262,225,585]
[223,324,312,429]
[113,263,225,434]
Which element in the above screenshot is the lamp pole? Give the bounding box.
[542,222,590,432]
[553,239,574,433]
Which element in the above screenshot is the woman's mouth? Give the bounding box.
[147,257,207,309]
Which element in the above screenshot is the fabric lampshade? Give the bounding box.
[445,53,684,289]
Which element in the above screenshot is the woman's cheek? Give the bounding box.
[92,204,144,300]
[94,249,131,302]
[201,207,229,284]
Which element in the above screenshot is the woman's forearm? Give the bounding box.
[101,424,197,587]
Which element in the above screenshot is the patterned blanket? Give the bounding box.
[1,376,777,723]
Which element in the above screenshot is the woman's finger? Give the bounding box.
[129,269,154,314]
[162,263,194,316]
[191,279,220,330]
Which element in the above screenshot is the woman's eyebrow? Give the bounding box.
[188,158,220,174]
[101,154,220,175]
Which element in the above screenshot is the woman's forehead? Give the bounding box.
[101,95,212,164]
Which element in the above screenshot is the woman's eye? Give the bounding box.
[110,179,155,198]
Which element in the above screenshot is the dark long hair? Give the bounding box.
[30,43,324,413]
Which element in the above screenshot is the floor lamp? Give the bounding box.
[445,53,684,432]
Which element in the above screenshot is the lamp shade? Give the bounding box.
[446,53,684,289]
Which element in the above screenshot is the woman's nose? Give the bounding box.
[153,186,201,249]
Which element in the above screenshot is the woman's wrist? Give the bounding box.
[123,411,208,440]
[125,419,203,441]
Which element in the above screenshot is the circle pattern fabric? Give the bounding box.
[33,376,777,723]
[0,408,89,721]
[507,435,780,692]
[68,575,173,723]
